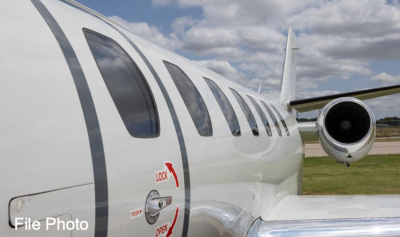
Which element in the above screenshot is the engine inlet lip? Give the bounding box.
[321,98,374,146]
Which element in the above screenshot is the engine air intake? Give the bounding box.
[325,102,371,144]
[316,97,376,165]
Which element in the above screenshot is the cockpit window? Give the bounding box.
[205,78,241,136]
[164,61,213,137]
[270,105,290,136]
[84,29,159,138]
[230,89,259,136]
[261,102,282,136]
[248,96,272,136]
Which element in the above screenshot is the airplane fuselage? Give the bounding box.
[0,0,303,236]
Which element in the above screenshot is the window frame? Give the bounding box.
[164,61,213,137]
[270,104,290,136]
[83,28,160,138]
[247,96,272,136]
[261,101,282,136]
[229,88,259,136]
[204,78,241,136]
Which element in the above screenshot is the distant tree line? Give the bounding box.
[377,117,400,122]
[377,117,400,127]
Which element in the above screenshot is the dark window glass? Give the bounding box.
[205,78,241,136]
[247,96,272,136]
[84,29,159,138]
[230,89,259,136]
[271,105,290,136]
[164,61,212,136]
[262,102,282,136]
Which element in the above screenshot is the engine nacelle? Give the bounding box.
[317,97,376,165]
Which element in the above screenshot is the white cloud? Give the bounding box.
[109,0,400,118]
[291,0,400,38]
[296,79,318,89]
[364,95,400,119]
[152,0,173,7]
[370,72,400,85]
[146,0,399,90]
[161,0,396,96]
[182,26,239,52]
[109,16,181,50]
[176,0,322,26]
[145,0,400,79]
[193,60,246,82]
[172,16,196,36]
[296,90,340,100]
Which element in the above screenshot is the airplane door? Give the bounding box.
[83,30,186,237]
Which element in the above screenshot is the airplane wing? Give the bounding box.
[290,84,400,113]
[278,28,400,113]
[248,195,400,236]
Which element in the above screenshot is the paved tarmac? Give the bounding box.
[305,141,400,157]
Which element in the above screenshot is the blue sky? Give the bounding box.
[76,0,201,37]
[76,0,400,119]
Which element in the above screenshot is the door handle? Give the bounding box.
[148,197,172,216]
[148,196,173,216]
[145,190,173,224]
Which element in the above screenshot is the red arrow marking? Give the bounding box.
[165,162,179,189]
[166,207,179,237]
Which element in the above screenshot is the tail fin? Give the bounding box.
[279,27,298,110]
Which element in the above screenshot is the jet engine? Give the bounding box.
[316,98,376,166]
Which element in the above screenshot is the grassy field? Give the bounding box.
[303,154,400,195]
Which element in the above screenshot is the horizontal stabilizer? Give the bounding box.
[290,84,400,112]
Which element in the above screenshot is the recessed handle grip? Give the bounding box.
[147,196,173,216]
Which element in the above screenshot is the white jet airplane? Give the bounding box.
[2,0,400,236]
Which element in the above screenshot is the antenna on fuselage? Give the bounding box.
[257,76,264,94]
[243,34,285,89]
